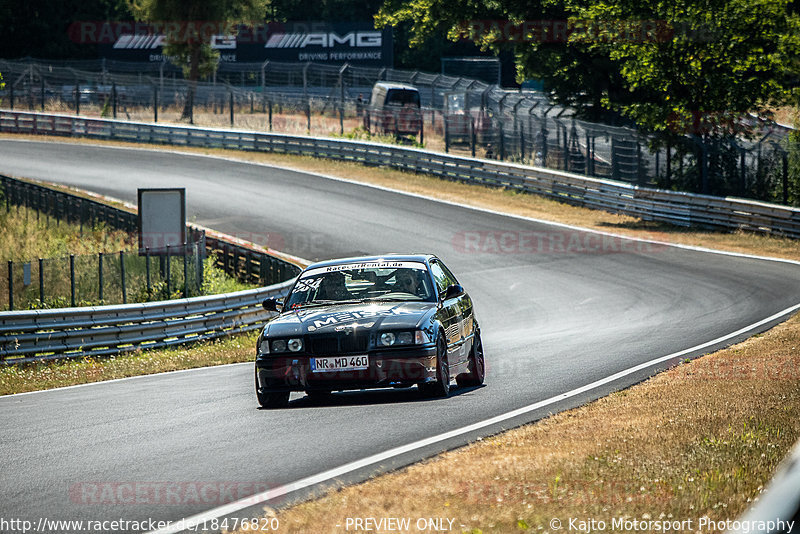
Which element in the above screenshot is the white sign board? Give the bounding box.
[138,188,186,253]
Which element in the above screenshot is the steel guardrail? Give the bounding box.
[3,110,799,238]
[0,280,294,364]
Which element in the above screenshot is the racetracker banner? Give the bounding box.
[93,21,393,67]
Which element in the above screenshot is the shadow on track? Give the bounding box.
[257,384,486,411]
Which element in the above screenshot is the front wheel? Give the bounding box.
[456,330,485,387]
[256,368,290,409]
[419,337,450,398]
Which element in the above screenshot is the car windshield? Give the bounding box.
[285,261,434,309]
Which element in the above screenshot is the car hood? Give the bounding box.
[262,301,437,337]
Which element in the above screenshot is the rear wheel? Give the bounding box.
[419,337,450,398]
[456,330,485,387]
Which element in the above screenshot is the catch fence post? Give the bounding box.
[70,255,75,307]
[98,252,104,302]
[120,250,127,304]
[183,242,189,298]
[8,261,13,311]
[39,258,44,306]
[166,245,171,297]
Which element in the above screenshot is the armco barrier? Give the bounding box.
[0,174,304,362]
[0,281,293,364]
[2,110,800,238]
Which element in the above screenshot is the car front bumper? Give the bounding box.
[256,345,438,392]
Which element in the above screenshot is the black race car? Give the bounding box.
[255,254,485,408]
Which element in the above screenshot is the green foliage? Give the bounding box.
[200,254,253,295]
[378,0,800,136]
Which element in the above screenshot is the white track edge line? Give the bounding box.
[147,300,800,534]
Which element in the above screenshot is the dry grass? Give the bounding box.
[0,203,136,262]
[237,314,800,534]
[3,133,799,263]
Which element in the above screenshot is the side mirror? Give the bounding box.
[442,284,464,301]
[262,297,283,312]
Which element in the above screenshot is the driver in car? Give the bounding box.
[316,272,350,301]
[394,270,426,298]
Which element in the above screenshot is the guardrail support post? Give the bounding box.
[98,252,104,302]
[120,250,127,304]
[70,254,75,307]
[8,260,13,311]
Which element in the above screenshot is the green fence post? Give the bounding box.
[98,252,104,302]
[39,258,44,306]
[70,255,75,307]
[7,261,13,311]
[120,250,126,304]
[183,242,189,298]
[166,245,171,297]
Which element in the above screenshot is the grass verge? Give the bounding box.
[0,203,136,262]
[240,313,800,534]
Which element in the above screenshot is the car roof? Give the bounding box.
[304,254,435,271]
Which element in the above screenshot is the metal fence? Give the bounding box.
[1,58,795,205]
[0,174,303,311]
[3,112,799,240]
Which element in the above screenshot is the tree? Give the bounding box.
[128,0,268,121]
[377,0,800,132]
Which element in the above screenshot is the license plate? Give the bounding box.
[310,355,369,373]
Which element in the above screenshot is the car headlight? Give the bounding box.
[267,338,303,353]
[378,331,429,346]
[259,340,270,354]
[379,332,396,346]
[397,332,413,345]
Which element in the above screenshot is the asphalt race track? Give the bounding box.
[2,138,800,532]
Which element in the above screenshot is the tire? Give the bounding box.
[456,330,485,387]
[419,337,450,398]
[255,368,290,409]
